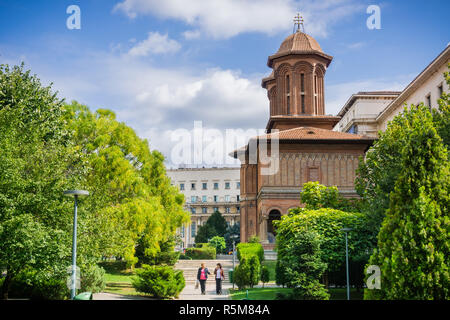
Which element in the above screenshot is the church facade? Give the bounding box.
[231,29,374,246]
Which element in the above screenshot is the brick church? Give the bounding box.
[231,25,374,247]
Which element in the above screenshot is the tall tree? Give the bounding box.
[366,104,449,299]
[194,211,228,243]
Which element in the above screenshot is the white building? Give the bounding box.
[335,44,449,136]
[334,91,401,137]
[167,167,241,249]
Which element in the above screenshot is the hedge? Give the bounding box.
[236,242,264,263]
[185,246,216,259]
[132,264,185,299]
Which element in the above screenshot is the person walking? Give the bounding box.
[214,263,225,295]
[197,263,210,295]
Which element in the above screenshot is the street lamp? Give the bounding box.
[231,234,239,290]
[341,227,352,301]
[64,190,89,300]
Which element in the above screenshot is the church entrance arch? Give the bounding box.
[267,209,281,243]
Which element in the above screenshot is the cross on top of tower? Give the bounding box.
[293,12,305,33]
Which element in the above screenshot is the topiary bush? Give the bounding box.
[132,264,185,299]
[233,257,251,290]
[185,246,216,259]
[261,265,270,288]
[249,255,261,288]
[236,243,264,263]
[80,264,106,293]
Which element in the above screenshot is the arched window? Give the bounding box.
[300,73,305,113]
[286,75,291,114]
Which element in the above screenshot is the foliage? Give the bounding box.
[208,236,226,254]
[80,264,106,293]
[132,264,185,299]
[365,104,449,300]
[233,257,252,290]
[237,242,264,263]
[248,235,260,243]
[0,64,189,299]
[300,181,361,212]
[185,246,216,260]
[260,265,270,287]
[275,260,288,287]
[275,227,329,300]
[249,255,261,288]
[194,211,228,243]
[136,236,180,266]
[356,66,449,241]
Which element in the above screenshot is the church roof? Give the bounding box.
[267,31,333,67]
[259,126,374,142]
[278,31,323,54]
[230,127,374,158]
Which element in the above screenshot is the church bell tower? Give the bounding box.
[262,14,340,132]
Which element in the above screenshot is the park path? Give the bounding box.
[177,281,231,300]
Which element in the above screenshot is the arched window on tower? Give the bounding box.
[300,73,305,114]
[286,75,291,114]
[314,75,318,115]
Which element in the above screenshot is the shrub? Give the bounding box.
[185,246,216,260]
[208,236,226,254]
[98,260,128,273]
[132,265,185,299]
[275,260,288,287]
[5,268,68,300]
[178,254,192,260]
[248,235,260,243]
[261,265,270,288]
[233,258,251,290]
[276,208,372,288]
[249,255,260,288]
[237,243,264,263]
[80,264,106,293]
[276,227,329,300]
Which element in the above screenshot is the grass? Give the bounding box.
[102,267,140,296]
[262,260,277,281]
[229,287,364,300]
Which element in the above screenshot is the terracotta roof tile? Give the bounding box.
[257,126,374,141]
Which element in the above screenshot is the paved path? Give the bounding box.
[177,281,232,300]
[93,292,153,300]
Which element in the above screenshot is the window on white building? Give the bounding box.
[236,182,240,189]
[191,222,196,237]
[214,182,219,190]
[202,182,207,190]
[202,195,207,202]
[225,207,230,213]
[426,93,432,109]
[191,183,196,190]
[191,196,197,203]
[190,207,196,214]
[213,207,219,213]
[202,207,207,214]
[180,183,185,191]
[225,195,230,202]
[225,182,230,189]
[214,195,218,202]
[438,83,443,98]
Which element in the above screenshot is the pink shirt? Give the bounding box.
[200,269,207,280]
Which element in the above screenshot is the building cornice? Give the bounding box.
[376,45,450,123]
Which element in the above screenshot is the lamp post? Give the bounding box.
[341,227,352,301]
[232,239,236,290]
[64,190,89,300]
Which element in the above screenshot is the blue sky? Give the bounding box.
[0,0,449,165]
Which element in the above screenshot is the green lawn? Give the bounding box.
[229,287,364,300]
[102,267,140,296]
[262,260,277,281]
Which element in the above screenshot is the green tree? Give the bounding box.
[366,104,449,300]
[63,101,190,266]
[260,265,270,288]
[249,255,261,288]
[301,181,361,212]
[0,64,76,299]
[224,222,240,252]
[276,226,329,300]
[194,211,227,243]
[356,65,450,239]
[208,236,226,254]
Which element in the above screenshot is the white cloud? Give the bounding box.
[114,0,364,39]
[128,32,181,56]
